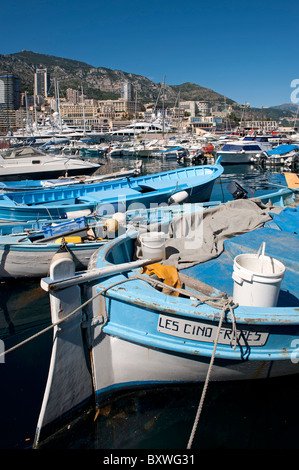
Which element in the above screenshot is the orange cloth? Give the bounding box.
[141,263,181,296]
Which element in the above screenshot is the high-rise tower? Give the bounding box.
[0,73,21,110]
[34,68,51,97]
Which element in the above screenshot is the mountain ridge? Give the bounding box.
[0,51,297,122]
[0,50,236,106]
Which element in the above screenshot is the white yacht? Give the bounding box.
[109,118,174,137]
[216,136,273,164]
[0,146,100,180]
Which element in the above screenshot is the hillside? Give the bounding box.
[170,82,235,105]
[0,51,298,124]
[0,50,236,106]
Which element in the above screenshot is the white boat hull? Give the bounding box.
[0,244,98,278]
[90,329,299,405]
[216,151,257,164]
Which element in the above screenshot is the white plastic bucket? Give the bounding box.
[140,231,166,260]
[232,242,285,307]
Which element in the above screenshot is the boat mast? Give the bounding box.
[34,93,38,132]
[54,78,62,132]
[25,91,32,136]
[162,75,165,137]
[81,86,86,135]
[134,88,137,141]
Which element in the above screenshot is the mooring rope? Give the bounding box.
[187,299,237,449]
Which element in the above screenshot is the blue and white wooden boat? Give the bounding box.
[33,190,299,446]
[0,161,223,221]
[0,204,209,279]
[0,216,109,279]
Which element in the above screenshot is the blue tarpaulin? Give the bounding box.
[266,144,298,156]
[270,206,299,234]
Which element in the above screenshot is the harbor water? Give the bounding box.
[0,156,298,450]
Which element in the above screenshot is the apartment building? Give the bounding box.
[121,81,134,101]
[0,73,21,111]
[0,107,32,134]
[242,120,278,132]
[66,88,80,104]
[34,69,51,98]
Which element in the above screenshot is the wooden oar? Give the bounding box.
[41,257,161,292]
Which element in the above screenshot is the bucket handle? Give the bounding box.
[141,241,166,250]
[257,242,266,274]
[256,241,275,273]
[257,242,266,258]
[232,272,244,285]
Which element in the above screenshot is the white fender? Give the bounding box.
[168,190,189,204]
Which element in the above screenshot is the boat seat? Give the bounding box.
[0,197,18,207]
[139,181,188,191]
[78,187,141,203]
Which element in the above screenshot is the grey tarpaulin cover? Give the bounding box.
[161,198,283,269]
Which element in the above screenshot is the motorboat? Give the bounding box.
[0,146,100,181]
[253,144,299,168]
[217,136,273,164]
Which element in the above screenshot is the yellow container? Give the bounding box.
[54,236,82,244]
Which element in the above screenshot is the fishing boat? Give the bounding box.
[0,161,223,221]
[32,187,299,447]
[0,216,107,278]
[0,203,216,279]
[0,146,100,181]
[0,201,228,281]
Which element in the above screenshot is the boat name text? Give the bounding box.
[157,315,269,346]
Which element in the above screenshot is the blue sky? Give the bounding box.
[1,0,298,107]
